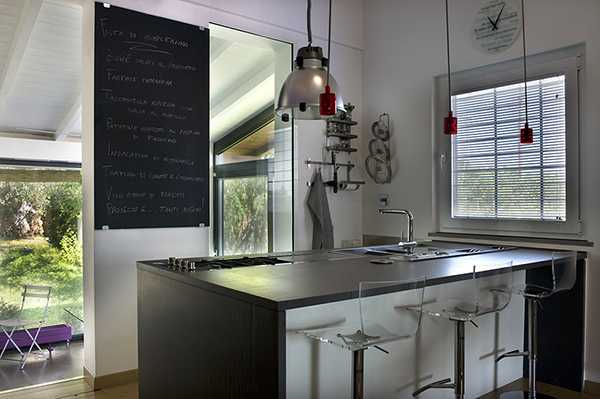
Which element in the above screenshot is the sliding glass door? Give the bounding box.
[0,163,83,335]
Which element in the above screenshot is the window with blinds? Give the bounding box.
[451,75,566,221]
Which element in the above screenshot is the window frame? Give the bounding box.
[434,45,583,236]
[212,107,276,256]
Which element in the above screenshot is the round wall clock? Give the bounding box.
[472,0,521,53]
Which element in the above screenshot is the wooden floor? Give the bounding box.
[0,377,595,399]
[0,379,137,399]
[480,379,598,399]
[0,341,84,392]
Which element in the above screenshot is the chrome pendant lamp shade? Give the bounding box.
[276,0,344,120]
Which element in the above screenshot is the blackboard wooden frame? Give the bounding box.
[94,3,209,230]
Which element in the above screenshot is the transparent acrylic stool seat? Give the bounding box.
[497,251,577,399]
[299,278,427,399]
[413,261,514,399]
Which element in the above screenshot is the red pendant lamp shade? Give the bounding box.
[442,0,456,136]
[320,84,336,116]
[444,111,458,135]
[520,122,533,144]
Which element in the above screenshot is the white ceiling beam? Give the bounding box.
[0,0,44,110]
[210,61,274,118]
[55,92,82,141]
[46,0,83,8]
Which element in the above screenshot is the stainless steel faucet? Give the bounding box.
[378,209,417,254]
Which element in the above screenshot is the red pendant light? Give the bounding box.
[520,0,533,144]
[319,0,336,116]
[443,0,457,135]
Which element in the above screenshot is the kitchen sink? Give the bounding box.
[333,243,514,262]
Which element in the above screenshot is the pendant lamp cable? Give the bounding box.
[307,0,313,47]
[326,0,332,86]
[445,0,452,112]
[521,0,529,124]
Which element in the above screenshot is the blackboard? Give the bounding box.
[94,3,209,230]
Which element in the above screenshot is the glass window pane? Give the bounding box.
[222,176,268,255]
[210,24,293,256]
[0,169,83,335]
[451,75,566,221]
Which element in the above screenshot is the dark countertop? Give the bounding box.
[137,241,582,311]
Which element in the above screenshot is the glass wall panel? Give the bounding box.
[210,24,293,255]
[0,166,83,335]
[221,176,268,255]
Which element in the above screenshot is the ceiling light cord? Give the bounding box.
[307,0,313,47]
[522,0,529,123]
[327,0,332,86]
[445,0,452,112]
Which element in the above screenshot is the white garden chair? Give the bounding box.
[0,285,52,370]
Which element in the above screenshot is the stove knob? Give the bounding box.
[168,257,176,268]
[175,258,183,270]
[181,260,189,272]
[188,261,196,271]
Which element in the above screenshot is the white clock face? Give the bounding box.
[473,0,521,53]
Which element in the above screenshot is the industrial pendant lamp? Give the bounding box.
[443,0,457,135]
[520,0,533,144]
[276,0,344,120]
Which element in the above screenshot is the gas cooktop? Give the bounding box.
[166,256,289,272]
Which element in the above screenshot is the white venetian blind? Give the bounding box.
[451,75,566,221]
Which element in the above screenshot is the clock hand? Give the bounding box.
[487,16,498,30]
[494,4,506,28]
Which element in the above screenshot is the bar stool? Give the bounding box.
[496,251,577,399]
[413,261,514,399]
[299,277,426,399]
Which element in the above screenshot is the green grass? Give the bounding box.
[0,238,83,334]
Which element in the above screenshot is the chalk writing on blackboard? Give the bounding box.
[94,3,209,230]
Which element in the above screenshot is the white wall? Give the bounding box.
[82,0,364,377]
[0,136,81,163]
[363,0,600,382]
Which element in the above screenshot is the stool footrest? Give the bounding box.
[413,377,454,397]
[496,349,529,362]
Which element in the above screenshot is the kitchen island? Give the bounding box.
[136,242,586,398]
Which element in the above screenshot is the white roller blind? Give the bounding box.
[451,75,566,221]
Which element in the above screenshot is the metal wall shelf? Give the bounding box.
[325,145,357,153]
[326,133,358,139]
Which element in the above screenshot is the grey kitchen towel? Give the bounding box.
[306,169,334,249]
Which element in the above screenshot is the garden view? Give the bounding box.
[0,177,83,334]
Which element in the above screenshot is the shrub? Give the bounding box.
[44,183,82,248]
[0,236,82,301]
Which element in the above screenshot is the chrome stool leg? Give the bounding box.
[455,320,465,399]
[413,320,464,398]
[498,298,556,399]
[352,349,365,399]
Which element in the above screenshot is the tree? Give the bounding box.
[223,177,268,255]
[0,182,47,240]
[44,183,82,248]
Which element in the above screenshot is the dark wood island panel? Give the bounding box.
[138,269,285,399]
